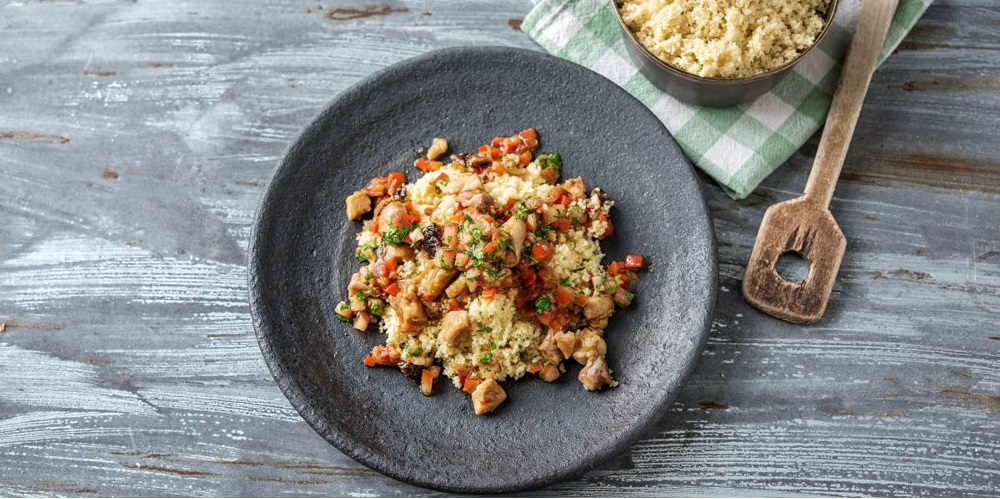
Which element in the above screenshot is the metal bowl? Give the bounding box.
[613,0,839,107]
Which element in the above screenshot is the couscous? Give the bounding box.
[619,0,832,79]
[336,129,644,415]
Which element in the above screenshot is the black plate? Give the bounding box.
[249,46,717,494]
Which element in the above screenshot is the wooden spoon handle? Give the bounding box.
[803,0,900,207]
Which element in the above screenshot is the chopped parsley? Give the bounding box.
[537,153,562,172]
[368,300,382,317]
[477,322,493,333]
[381,224,417,246]
[355,244,378,263]
[490,341,497,350]
[407,346,423,358]
[479,352,494,364]
[513,197,536,220]
[535,295,553,314]
[559,277,571,286]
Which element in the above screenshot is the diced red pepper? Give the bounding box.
[554,286,575,307]
[384,256,398,273]
[483,240,499,254]
[532,242,554,262]
[526,363,543,374]
[625,254,644,269]
[385,282,400,296]
[519,150,532,166]
[387,171,406,186]
[599,213,614,238]
[363,354,376,367]
[540,167,558,185]
[482,287,496,300]
[414,158,444,172]
[439,249,456,269]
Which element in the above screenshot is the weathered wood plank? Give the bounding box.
[1,0,999,496]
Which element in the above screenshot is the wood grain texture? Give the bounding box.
[1,0,999,496]
[743,0,898,324]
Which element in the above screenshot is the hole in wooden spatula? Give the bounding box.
[776,251,810,283]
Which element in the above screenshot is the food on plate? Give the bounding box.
[336,129,645,415]
[618,0,832,78]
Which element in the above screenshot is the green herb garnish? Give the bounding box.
[535,295,553,314]
[480,352,493,364]
[537,153,562,172]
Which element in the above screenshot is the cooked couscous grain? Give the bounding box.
[619,0,832,78]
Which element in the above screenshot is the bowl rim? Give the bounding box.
[612,0,841,84]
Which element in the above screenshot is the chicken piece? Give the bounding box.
[393,283,427,325]
[379,242,415,261]
[456,189,495,214]
[563,177,586,199]
[346,191,372,221]
[419,267,459,301]
[539,363,561,382]
[348,271,372,296]
[501,217,526,259]
[578,356,612,391]
[539,332,564,365]
[440,173,482,195]
[583,295,614,328]
[471,378,507,415]
[571,329,607,365]
[553,331,577,359]
[444,275,467,299]
[376,201,408,233]
[442,310,472,347]
[427,137,448,160]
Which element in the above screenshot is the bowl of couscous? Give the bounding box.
[613,0,839,107]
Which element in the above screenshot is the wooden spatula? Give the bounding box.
[742,0,900,324]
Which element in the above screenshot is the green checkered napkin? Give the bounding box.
[522,0,933,199]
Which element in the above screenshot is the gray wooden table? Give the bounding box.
[2,0,998,496]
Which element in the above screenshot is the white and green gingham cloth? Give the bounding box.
[522,0,933,199]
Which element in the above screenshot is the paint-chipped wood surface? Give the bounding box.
[1,0,998,496]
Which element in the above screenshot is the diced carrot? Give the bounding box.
[420,369,435,396]
[607,261,622,277]
[554,286,575,307]
[520,128,538,142]
[363,354,376,367]
[462,377,481,394]
[625,254,644,269]
[482,287,496,299]
[385,282,399,296]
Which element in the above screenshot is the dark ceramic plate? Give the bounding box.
[249,46,717,493]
